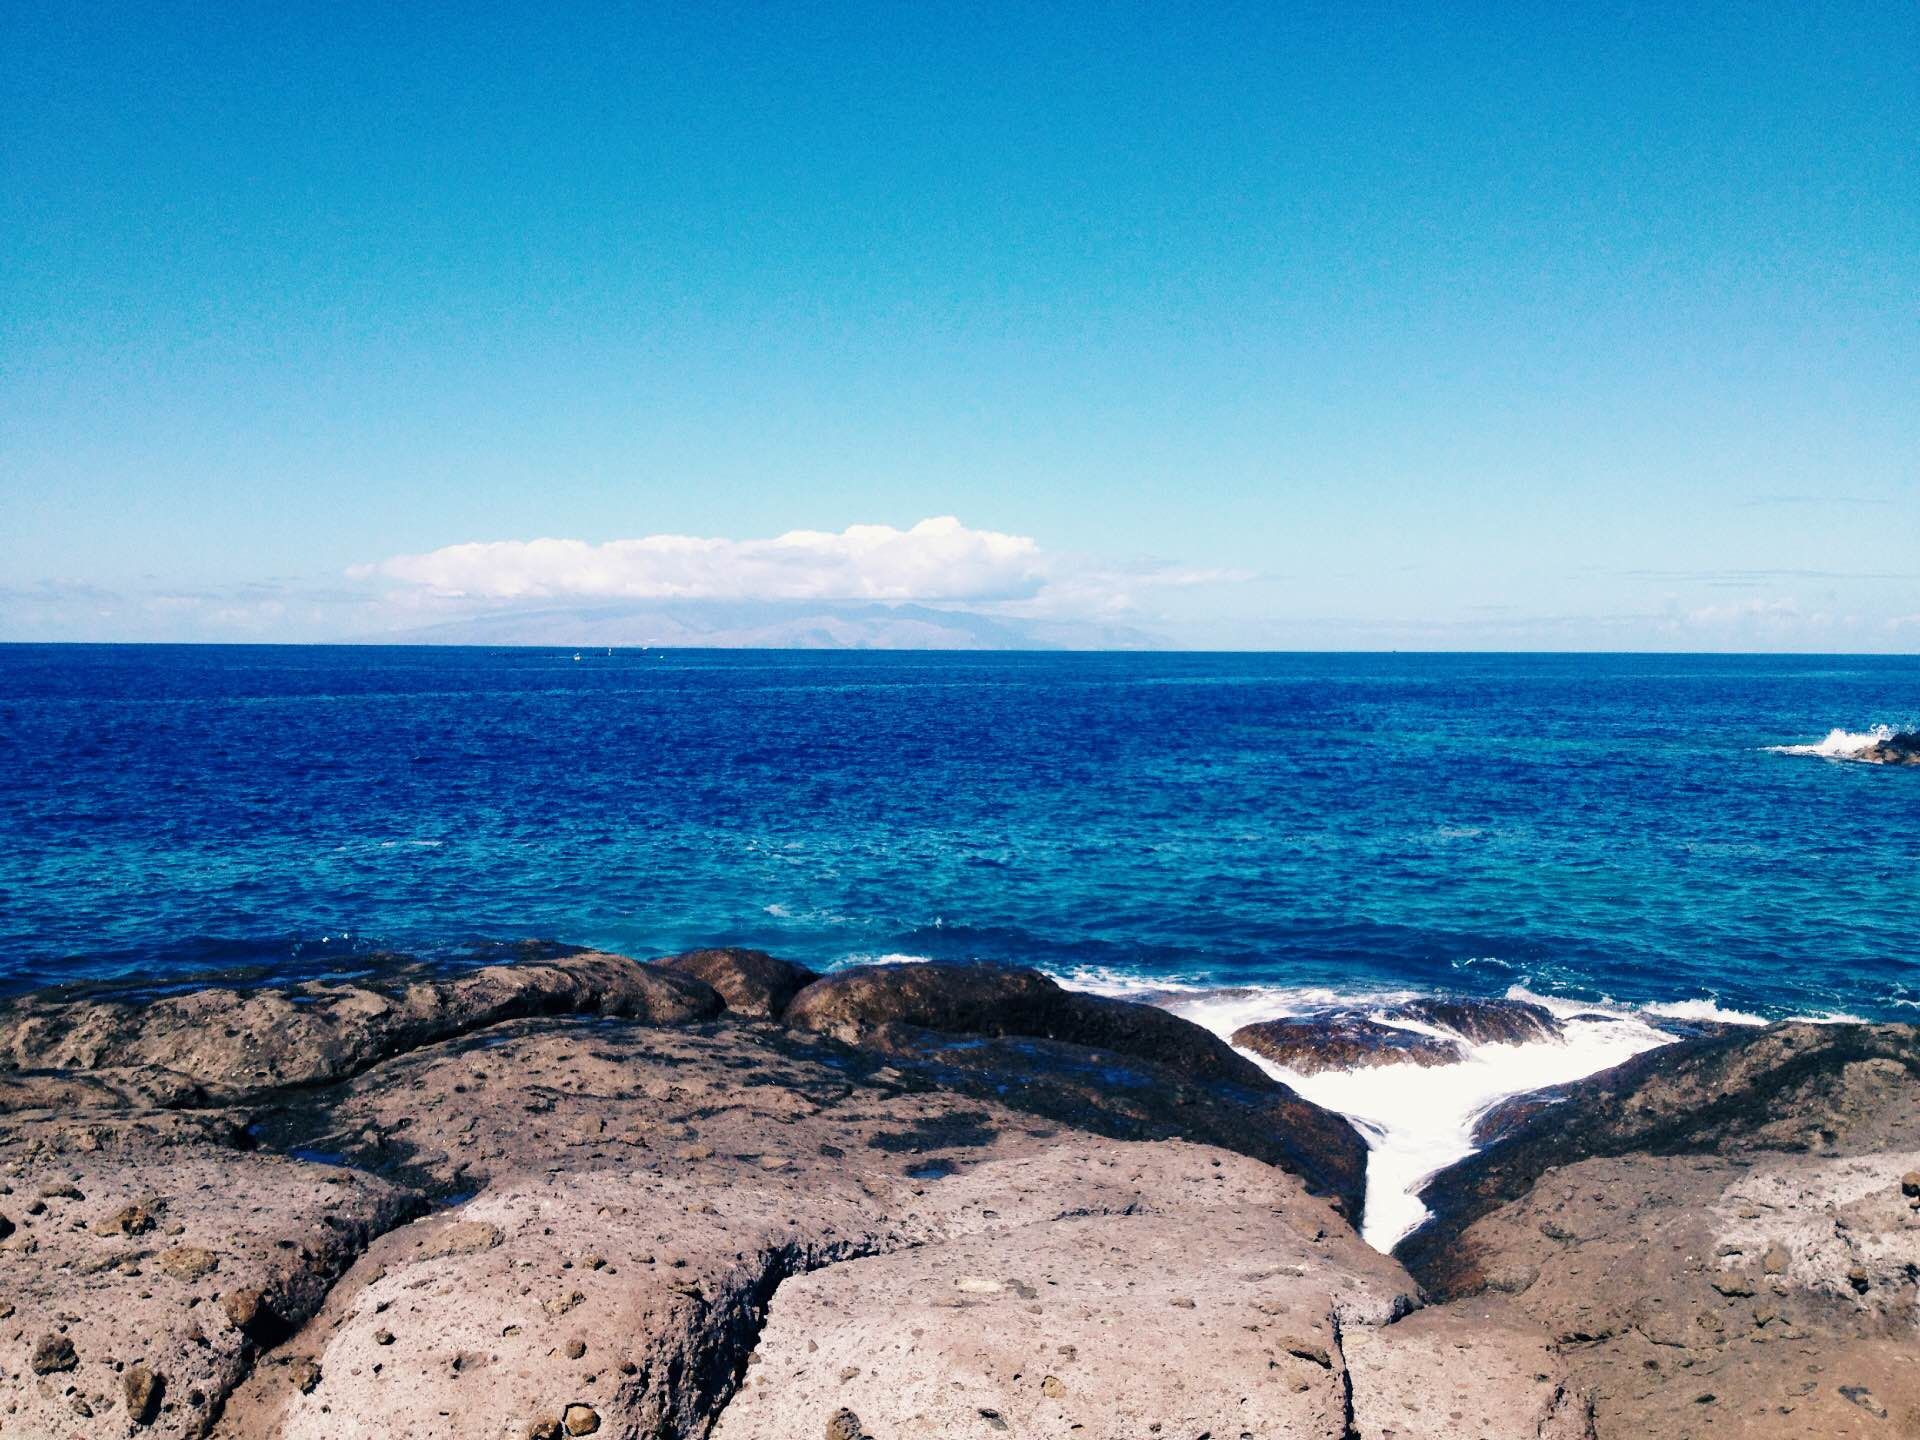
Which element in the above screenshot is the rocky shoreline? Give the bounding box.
[1,950,1914,1438]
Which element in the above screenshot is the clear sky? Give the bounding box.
[3,3,1915,648]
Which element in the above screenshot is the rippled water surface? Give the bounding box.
[1,645,1915,1016]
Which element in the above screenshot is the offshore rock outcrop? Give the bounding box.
[1858,729,1920,765]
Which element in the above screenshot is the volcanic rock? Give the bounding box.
[1383,996,1563,1045]
[1857,730,1920,765]
[124,1364,164,1426]
[783,962,1269,1086]
[1397,1021,1920,1438]
[655,947,820,1018]
[1234,1013,1466,1073]
[0,951,722,1097]
[1401,1021,1920,1285]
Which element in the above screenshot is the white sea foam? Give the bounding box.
[1641,997,1769,1026]
[1063,977,1679,1252]
[1782,1010,1871,1024]
[1766,723,1908,759]
[838,951,933,967]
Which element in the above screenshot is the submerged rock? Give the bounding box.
[1234,1013,1466,1073]
[1383,996,1563,1045]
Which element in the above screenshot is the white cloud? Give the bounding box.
[1682,597,1806,627]
[358,517,1046,604]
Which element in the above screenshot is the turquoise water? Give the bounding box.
[0,645,1914,1018]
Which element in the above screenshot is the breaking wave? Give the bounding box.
[1766,723,1913,760]
[1048,973,1869,1254]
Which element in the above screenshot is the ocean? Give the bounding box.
[4,643,1914,1242]
[3,644,1912,1010]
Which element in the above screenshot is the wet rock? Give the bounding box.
[1383,997,1563,1045]
[656,948,820,1019]
[1233,1013,1465,1073]
[31,1332,78,1374]
[1856,730,1920,765]
[123,1364,163,1426]
[784,962,1268,1087]
[1470,1088,1575,1146]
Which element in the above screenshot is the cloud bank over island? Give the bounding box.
[3,513,1915,651]
[356,517,1049,605]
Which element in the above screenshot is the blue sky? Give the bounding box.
[3,3,1915,648]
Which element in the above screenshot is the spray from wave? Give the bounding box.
[1043,972,1821,1251]
[1767,724,1918,761]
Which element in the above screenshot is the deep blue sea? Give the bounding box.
[1,645,1915,1018]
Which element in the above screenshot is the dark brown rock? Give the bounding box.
[98,1202,156,1235]
[122,1365,163,1426]
[222,1286,276,1339]
[815,1021,1368,1217]
[1856,730,1920,765]
[1382,997,1563,1045]
[30,1332,77,1374]
[1233,1014,1465,1074]
[1469,1086,1577,1146]
[783,963,1268,1087]
[656,948,819,1019]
